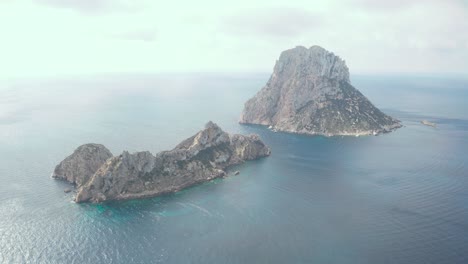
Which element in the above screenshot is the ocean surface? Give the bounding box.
[0,73,467,264]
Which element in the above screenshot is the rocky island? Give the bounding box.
[240,45,402,136]
[53,121,270,203]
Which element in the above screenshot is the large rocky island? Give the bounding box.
[53,122,270,203]
[240,45,402,136]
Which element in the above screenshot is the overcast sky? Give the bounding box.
[1,0,467,78]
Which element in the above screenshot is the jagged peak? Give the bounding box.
[204,120,220,130]
[192,122,228,149]
[277,45,350,83]
[75,143,110,152]
[286,45,331,55]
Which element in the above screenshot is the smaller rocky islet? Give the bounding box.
[53,121,270,203]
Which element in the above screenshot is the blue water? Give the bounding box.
[1,74,467,263]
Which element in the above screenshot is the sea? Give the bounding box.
[0,73,467,264]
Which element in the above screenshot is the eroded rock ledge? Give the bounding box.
[240,45,402,136]
[53,121,271,203]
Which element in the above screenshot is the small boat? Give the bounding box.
[421,120,436,128]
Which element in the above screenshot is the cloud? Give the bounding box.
[34,0,147,15]
[224,8,321,38]
[113,27,158,42]
[0,0,467,77]
[350,0,425,11]
[350,0,468,12]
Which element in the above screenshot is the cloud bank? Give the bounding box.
[0,0,466,78]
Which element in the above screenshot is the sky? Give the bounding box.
[0,0,467,78]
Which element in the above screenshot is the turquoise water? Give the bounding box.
[1,74,467,263]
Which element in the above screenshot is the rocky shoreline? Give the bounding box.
[264,123,402,137]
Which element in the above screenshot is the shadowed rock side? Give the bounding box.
[53,122,270,203]
[240,45,402,136]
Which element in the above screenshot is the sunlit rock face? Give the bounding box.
[240,45,401,136]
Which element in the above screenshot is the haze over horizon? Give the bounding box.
[1,0,467,79]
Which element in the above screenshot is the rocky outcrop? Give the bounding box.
[240,45,402,136]
[52,143,113,186]
[53,122,270,203]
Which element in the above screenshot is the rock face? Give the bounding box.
[240,45,402,136]
[52,143,113,186]
[53,122,270,203]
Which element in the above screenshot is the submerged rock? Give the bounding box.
[53,122,270,203]
[240,45,402,136]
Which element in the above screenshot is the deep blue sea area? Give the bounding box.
[0,74,467,263]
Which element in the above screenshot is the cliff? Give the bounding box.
[240,45,402,136]
[52,143,113,186]
[53,122,270,203]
